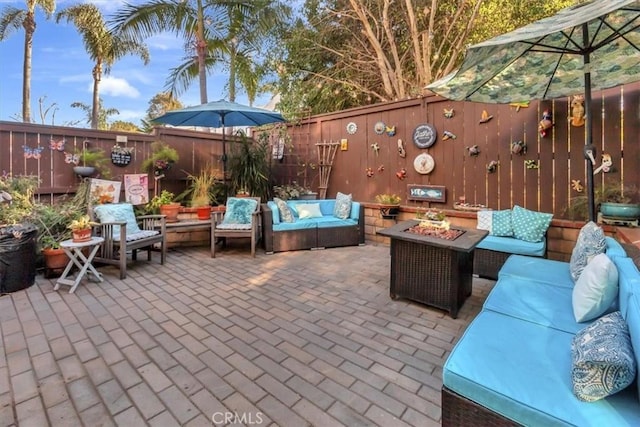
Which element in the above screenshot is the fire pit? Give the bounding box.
[406,221,465,240]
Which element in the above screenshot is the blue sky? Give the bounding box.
[0,0,274,127]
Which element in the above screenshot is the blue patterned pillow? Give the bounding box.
[333,192,352,219]
[273,197,294,223]
[571,311,636,402]
[93,203,141,240]
[570,221,606,282]
[511,205,553,243]
[222,198,258,225]
[490,210,513,237]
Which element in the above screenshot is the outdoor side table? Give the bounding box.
[377,220,488,318]
[54,237,104,294]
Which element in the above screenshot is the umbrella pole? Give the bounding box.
[221,116,228,197]
[583,24,596,223]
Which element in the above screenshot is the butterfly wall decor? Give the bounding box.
[23,145,44,159]
[64,152,80,165]
[49,138,66,151]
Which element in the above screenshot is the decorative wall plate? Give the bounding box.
[346,122,357,134]
[374,121,386,135]
[414,153,435,174]
[412,123,437,148]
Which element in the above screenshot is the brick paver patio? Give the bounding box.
[0,242,494,426]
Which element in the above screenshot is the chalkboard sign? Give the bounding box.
[111,151,132,167]
[412,123,437,149]
[407,185,446,202]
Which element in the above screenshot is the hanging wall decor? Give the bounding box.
[538,109,553,137]
[22,145,44,159]
[366,167,374,177]
[511,140,526,155]
[374,121,386,135]
[385,125,396,136]
[442,131,457,140]
[397,139,406,158]
[571,179,584,192]
[377,165,385,172]
[443,108,454,118]
[346,122,357,134]
[487,160,499,173]
[371,142,380,156]
[412,123,437,148]
[593,153,613,174]
[340,138,348,151]
[509,102,529,112]
[570,95,586,127]
[479,110,493,123]
[111,144,134,167]
[524,160,539,169]
[467,145,480,156]
[396,168,407,180]
[49,138,66,151]
[413,153,435,174]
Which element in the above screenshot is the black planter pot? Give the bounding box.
[380,206,400,219]
[0,223,38,294]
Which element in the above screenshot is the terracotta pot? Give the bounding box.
[43,247,69,270]
[197,206,211,220]
[160,203,181,223]
[72,228,92,242]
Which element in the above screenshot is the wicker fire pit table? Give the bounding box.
[378,220,488,318]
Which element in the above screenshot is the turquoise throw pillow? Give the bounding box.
[511,205,553,243]
[572,253,619,322]
[273,197,294,223]
[222,198,258,225]
[571,311,636,402]
[490,210,513,237]
[333,192,352,219]
[93,203,141,240]
[570,221,607,282]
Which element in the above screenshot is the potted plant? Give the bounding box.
[186,166,221,220]
[68,214,97,242]
[227,130,270,201]
[147,190,180,222]
[375,193,401,219]
[565,181,640,221]
[33,203,80,275]
[142,141,179,177]
[73,148,110,178]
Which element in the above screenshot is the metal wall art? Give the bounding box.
[374,121,386,134]
[413,153,435,174]
[412,124,437,148]
[346,122,357,134]
[407,185,446,203]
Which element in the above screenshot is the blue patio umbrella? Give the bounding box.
[153,99,286,177]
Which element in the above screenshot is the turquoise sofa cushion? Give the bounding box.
[483,275,589,334]
[476,235,546,257]
[605,236,628,258]
[444,310,640,426]
[267,201,281,224]
[273,221,317,231]
[93,203,141,240]
[511,205,553,243]
[316,217,358,228]
[572,253,619,322]
[615,256,640,319]
[571,311,636,402]
[498,255,573,287]
[625,292,640,401]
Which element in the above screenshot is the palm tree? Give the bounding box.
[0,0,56,123]
[71,99,119,130]
[56,3,149,129]
[111,0,288,105]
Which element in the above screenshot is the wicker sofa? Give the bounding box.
[442,235,640,426]
[261,199,364,253]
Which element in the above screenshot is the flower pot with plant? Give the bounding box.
[375,194,401,219]
[73,149,110,178]
[142,141,179,177]
[148,190,180,223]
[565,181,640,221]
[34,203,81,276]
[68,215,97,242]
[186,165,220,220]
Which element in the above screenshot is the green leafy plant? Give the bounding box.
[0,174,39,225]
[143,190,176,214]
[181,165,222,207]
[142,141,179,175]
[564,181,640,220]
[76,148,111,177]
[375,194,401,205]
[273,181,313,200]
[227,130,271,200]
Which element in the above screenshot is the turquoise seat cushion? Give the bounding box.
[222,197,258,225]
[444,310,640,426]
[625,292,640,400]
[316,217,357,228]
[572,253,619,323]
[267,201,281,224]
[476,235,546,257]
[498,255,573,287]
[93,203,141,240]
[571,311,636,402]
[273,221,317,232]
[511,205,553,243]
[484,275,590,334]
[615,256,640,318]
[570,221,607,282]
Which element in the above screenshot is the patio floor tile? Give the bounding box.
[0,243,493,426]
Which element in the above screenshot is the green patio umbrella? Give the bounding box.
[427,0,640,221]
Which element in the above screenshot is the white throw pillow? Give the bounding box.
[297,203,323,219]
[477,210,493,231]
[572,253,619,322]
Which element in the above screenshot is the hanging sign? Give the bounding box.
[412,123,437,149]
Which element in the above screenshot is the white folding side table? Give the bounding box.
[55,236,104,294]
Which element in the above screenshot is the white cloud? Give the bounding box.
[60,74,90,84]
[114,109,146,121]
[97,76,140,98]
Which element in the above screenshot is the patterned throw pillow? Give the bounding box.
[572,253,619,322]
[511,205,553,243]
[93,203,142,240]
[297,203,323,219]
[333,192,353,219]
[477,210,493,231]
[273,197,294,223]
[571,311,636,402]
[222,198,258,225]
[490,210,513,237]
[570,221,607,282]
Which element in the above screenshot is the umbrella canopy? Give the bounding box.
[153,99,286,176]
[427,0,640,221]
